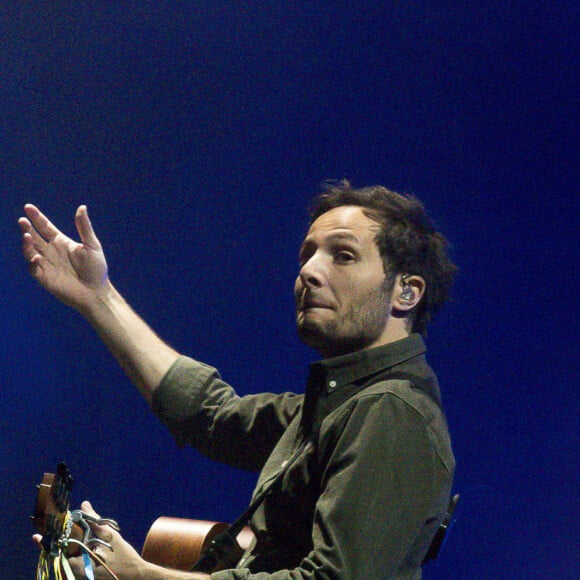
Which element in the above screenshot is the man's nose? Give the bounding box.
[299,255,325,288]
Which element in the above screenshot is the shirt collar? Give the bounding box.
[308,334,426,392]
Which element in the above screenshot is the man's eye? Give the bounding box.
[335,251,355,263]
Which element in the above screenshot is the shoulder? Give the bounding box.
[357,378,440,420]
[322,379,455,472]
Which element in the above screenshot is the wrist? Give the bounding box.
[78,279,120,320]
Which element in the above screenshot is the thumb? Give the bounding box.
[75,205,101,250]
[80,500,100,518]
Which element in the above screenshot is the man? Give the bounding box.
[21,181,457,579]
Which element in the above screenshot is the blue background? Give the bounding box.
[1,3,577,578]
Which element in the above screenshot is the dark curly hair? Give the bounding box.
[309,180,457,335]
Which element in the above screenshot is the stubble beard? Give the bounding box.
[297,281,392,358]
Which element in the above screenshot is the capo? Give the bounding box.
[70,509,120,551]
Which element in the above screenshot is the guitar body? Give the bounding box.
[142,517,254,571]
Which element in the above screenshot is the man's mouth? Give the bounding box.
[301,299,332,310]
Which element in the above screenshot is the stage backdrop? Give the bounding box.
[1,3,577,578]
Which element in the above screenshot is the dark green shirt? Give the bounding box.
[152,334,454,579]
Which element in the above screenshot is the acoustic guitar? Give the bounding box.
[33,463,253,576]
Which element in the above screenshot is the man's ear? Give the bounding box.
[391,274,426,313]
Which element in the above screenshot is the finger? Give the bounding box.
[19,218,48,261]
[21,229,41,264]
[75,205,101,250]
[80,500,100,519]
[65,554,87,578]
[23,204,62,243]
[32,534,44,550]
[18,216,32,234]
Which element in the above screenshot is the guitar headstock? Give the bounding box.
[33,462,74,555]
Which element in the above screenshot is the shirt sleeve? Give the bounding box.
[151,355,303,471]
[211,384,454,579]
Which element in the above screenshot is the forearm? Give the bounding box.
[81,281,179,404]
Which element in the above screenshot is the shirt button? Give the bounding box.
[328,380,337,388]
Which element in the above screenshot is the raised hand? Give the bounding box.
[19,204,110,312]
[20,203,180,402]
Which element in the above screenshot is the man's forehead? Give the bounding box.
[304,206,380,242]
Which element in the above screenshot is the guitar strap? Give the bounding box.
[422,493,460,564]
[191,437,314,573]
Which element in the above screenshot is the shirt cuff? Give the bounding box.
[151,355,220,446]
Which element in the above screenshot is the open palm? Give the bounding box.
[19,204,109,312]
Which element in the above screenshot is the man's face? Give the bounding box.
[294,205,394,358]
